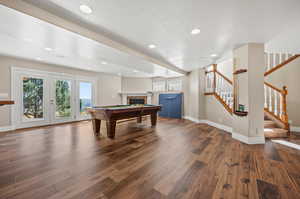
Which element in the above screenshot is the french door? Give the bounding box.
[50,77,75,124]
[12,68,96,129]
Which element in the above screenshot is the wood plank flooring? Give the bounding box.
[1,118,300,199]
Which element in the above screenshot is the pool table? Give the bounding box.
[87,104,161,139]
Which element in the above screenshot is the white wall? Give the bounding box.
[0,55,122,127]
[121,77,152,93]
[98,74,121,106]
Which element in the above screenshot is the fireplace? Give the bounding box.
[120,92,153,105]
[127,96,147,105]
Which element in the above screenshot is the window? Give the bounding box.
[79,82,92,116]
[153,78,182,92]
[167,78,182,91]
[153,80,166,92]
[23,77,44,120]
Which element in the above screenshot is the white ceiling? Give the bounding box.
[0,0,300,77]
[0,4,182,78]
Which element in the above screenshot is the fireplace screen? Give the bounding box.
[127,96,146,105]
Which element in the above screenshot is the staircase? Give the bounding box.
[263,52,298,138]
[204,53,300,138]
[205,64,233,115]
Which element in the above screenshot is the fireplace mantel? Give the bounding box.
[118,92,153,96]
[119,92,153,104]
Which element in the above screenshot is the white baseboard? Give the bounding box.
[183,116,232,133]
[232,132,265,144]
[291,126,300,132]
[183,116,202,123]
[204,120,233,133]
[0,125,16,132]
[184,116,265,144]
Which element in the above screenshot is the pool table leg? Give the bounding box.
[106,120,116,139]
[151,112,157,126]
[92,119,101,136]
[137,116,142,123]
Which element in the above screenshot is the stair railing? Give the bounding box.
[265,53,300,76]
[205,64,233,114]
[264,82,289,129]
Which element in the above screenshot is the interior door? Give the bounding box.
[50,78,75,124]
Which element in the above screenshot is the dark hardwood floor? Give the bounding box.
[1,118,300,199]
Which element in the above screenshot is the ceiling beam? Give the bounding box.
[0,0,188,75]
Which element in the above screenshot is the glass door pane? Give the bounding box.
[79,82,92,116]
[23,77,44,121]
[55,80,72,118]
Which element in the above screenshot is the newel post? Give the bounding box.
[282,86,289,130]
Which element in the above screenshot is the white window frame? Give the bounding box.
[152,79,167,92]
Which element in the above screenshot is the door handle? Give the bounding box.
[50,99,54,104]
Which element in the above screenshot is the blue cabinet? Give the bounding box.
[159,93,183,118]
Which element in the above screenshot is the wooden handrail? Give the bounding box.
[214,93,233,115]
[215,70,232,85]
[264,82,285,94]
[264,54,300,76]
[0,100,14,106]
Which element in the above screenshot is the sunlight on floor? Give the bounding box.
[272,140,300,150]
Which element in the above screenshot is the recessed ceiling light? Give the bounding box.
[44,47,53,52]
[36,57,42,61]
[117,73,122,76]
[148,44,156,49]
[211,54,218,57]
[191,28,201,35]
[80,4,92,14]
[133,70,138,73]
[101,61,107,65]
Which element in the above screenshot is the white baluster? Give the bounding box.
[279,53,282,64]
[273,53,277,68]
[217,75,220,95]
[207,74,210,92]
[274,91,278,115]
[269,87,272,112]
[267,53,270,71]
[220,78,224,98]
[285,53,289,61]
[264,85,267,108]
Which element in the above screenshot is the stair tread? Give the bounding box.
[264,120,278,128]
[264,128,288,138]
